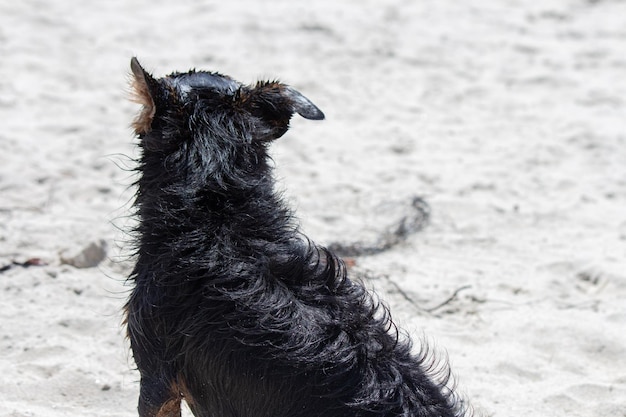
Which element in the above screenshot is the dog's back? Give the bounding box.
[125,58,467,417]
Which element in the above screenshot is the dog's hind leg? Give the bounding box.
[137,376,182,417]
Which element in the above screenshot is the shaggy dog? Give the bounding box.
[125,57,467,417]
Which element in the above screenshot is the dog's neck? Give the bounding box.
[132,142,297,281]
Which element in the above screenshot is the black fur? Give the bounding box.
[125,57,468,417]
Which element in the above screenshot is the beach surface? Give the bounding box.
[1,1,625,415]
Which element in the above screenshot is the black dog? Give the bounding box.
[125,58,467,417]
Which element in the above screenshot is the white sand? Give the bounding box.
[1,1,625,415]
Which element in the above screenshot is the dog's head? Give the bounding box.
[130,57,324,146]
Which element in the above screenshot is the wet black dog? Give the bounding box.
[125,57,467,417]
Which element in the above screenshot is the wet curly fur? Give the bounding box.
[125,57,468,417]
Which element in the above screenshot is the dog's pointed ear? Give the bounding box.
[244,81,324,122]
[283,86,325,120]
[240,81,324,140]
[130,57,159,135]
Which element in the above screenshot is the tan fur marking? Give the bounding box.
[153,379,186,417]
[130,74,156,135]
[155,397,181,417]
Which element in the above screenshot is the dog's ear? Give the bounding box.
[241,81,324,140]
[130,57,161,135]
[281,86,325,121]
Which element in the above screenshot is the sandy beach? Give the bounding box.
[1,1,625,415]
